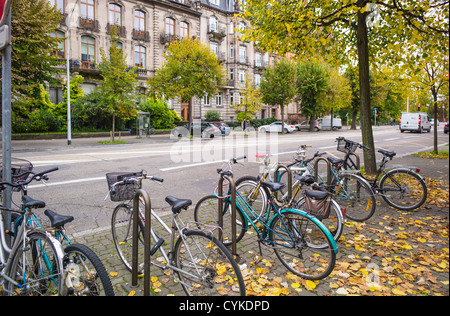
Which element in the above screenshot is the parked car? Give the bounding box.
[399,112,431,133]
[295,120,321,132]
[258,121,296,133]
[210,121,231,136]
[430,119,440,126]
[171,122,222,138]
[317,117,342,131]
[444,122,449,134]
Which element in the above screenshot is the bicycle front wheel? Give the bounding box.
[379,169,427,210]
[269,210,336,280]
[174,230,245,296]
[336,173,376,222]
[235,176,269,222]
[111,203,145,272]
[64,244,115,296]
[7,232,63,296]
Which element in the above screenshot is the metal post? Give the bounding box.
[274,165,292,201]
[314,157,331,185]
[131,189,151,296]
[217,175,238,259]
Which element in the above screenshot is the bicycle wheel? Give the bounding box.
[111,203,145,272]
[293,198,344,243]
[194,195,246,246]
[173,230,246,296]
[64,244,115,296]
[335,173,376,222]
[379,169,427,210]
[7,232,63,296]
[269,210,336,280]
[235,176,269,222]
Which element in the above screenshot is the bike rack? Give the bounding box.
[217,174,239,261]
[349,153,360,170]
[314,157,331,185]
[129,189,151,296]
[274,165,292,201]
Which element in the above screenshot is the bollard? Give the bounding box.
[217,174,238,260]
[314,157,331,185]
[274,165,293,202]
[131,189,151,296]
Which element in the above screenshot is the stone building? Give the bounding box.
[48,0,284,122]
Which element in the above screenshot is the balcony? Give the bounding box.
[160,33,180,44]
[132,29,150,42]
[238,56,249,65]
[70,59,99,73]
[254,60,267,69]
[79,17,100,32]
[107,23,127,38]
[207,25,226,41]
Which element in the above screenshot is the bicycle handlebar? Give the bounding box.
[0,167,59,189]
[336,137,370,151]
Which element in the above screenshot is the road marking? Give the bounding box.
[384,138,400,141]
[28,176,104,189]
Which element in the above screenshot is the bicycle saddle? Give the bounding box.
[294,174,316,185]
[327,157,344,164]
[378,149,396,158]
[22,195,46,209]
[260,181,286,192]
[44,209,74,228]
[165,196,192,214]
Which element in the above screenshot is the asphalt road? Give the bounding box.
[6,125,449,236]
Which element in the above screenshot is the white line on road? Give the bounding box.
[28,176,105,189]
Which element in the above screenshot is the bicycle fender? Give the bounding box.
[275,208,338,254]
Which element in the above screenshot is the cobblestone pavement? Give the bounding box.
[72,154,449,296]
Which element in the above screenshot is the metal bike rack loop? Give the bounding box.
[217,174,238,261]
[274,165,292,201]
[314,157,331,185]
[348,153,360,170]
[131,189,151,296]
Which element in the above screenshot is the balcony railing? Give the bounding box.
[238,56,249,65]
[254,60,267,69]
[160,33,180,44]
[132,29,150,42]
[79,17,100,32]
[207,25,226,40]
[107,23,127,38]
[70,59,98,72]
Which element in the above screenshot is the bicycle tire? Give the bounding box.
[173,229,246,296]
[379,168,427,211]
[293,198,344,243]
[334,173,376,222]
[111,203,145,272]
[64,244,115,296]
[269,210,337,280]
[235,176,269,222]
[7,232,64,296]
[193,195,246,246]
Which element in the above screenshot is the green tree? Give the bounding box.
[205,110,221,122]
[296,62,329,131]
[98,27,138,141]
[148,37,225,135]
[1,0,65,98]
[240,0,448,173]
[232,72,263,127]
[139,98,181,129]
[260,58,297,134]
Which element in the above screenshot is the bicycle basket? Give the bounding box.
[0,157,34,191]
[106,171,143,202]
[336,138,358,153]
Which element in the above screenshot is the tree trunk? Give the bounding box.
[351,110,358,130]
[357,10,377,174]
[112,111,116,142]
[280,103,285,134]
[188,97,193,137]
[432,86,438,153]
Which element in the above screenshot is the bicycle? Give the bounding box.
[335,137,427,211]
[194,157,338,280]
[235,149,345,243]
[1,167,114,296]
[106,171,246,296]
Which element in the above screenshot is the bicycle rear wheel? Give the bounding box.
[335,173,376,222]
[379,169,427,210]
[7,232,63,296]
[64,244,115,296]
[269,210,336,280]
[173,230,245,296]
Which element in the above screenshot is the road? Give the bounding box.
[7,125,449,236]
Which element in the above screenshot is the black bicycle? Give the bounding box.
[335,137,427,211]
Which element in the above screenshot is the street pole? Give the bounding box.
[66,26,71,145]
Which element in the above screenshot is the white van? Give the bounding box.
[317,117,342,131]
[399,112,431,133]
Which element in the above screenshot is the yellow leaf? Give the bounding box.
[291,282,300,289]
[417,238,427,243]
[110,272,118,277]
[305,280,316,291]
[128,290,135,296]
[392,288,407,296]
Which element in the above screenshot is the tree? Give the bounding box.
[0,0,65,99]
[98,27,138,142]
[260,58,297,134]
[240,0,448,174]
[148,37,225,135]
[232,72,263,126]
[296,62,329,131]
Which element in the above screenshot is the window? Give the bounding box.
[50,30,65,59]
[203,94,210,106]
[229,68,234,80]
[134,10,145,31]
[180,22,189,38]
[109,3,122,26]
[135,45,146,68]
[165,17,175,35]
[210,0,220,5]
[230,21,234,34]
[49,0,64,13]
[239,45,246,63]
[255,52,262,67]
[239,70,246,87]
[239,22,246,33]
[80,0,95,20]
[210,42,218,56]
[216,93,223,106]
[230,44,234,58]
[210,16,218,32]
[81,35,95,64]
[255,74,261,87]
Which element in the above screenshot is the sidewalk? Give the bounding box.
[72,153,449,296]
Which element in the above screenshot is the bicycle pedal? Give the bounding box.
[150,238,165,256]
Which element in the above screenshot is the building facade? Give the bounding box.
[49,0,284,122]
